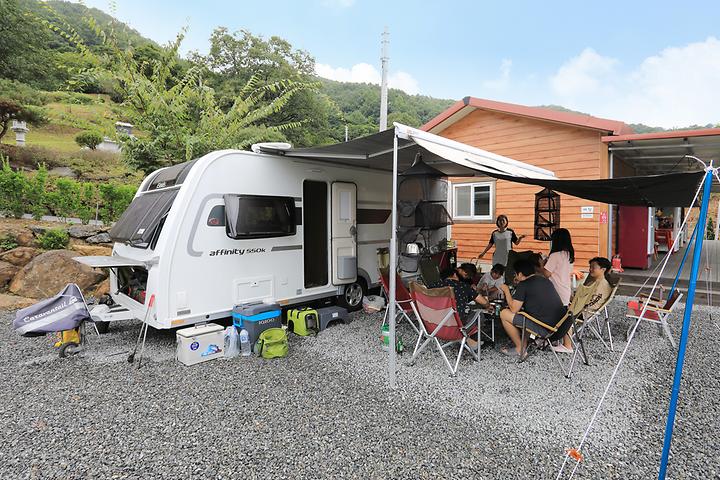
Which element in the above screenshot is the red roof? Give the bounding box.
[602,127,720,143]
[422,96,634,136]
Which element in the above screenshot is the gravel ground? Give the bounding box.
[1,297,719,479]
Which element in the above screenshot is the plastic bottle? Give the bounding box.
[380,323,390,351]
[224,326,240,358]
[239,329,251,357]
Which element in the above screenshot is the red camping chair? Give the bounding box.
[379,269,419,334]
[626,290,683,348]
[408,282,479,376]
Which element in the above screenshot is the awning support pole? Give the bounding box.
[607,151,614,258]
[388,130,398,388]
[658,165,714,479]
[668,219,699,301]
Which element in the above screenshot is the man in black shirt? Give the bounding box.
[498,258,566,357]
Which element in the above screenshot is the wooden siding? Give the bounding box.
[442,109,609,268]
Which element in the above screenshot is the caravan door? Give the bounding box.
[331,182,357,284]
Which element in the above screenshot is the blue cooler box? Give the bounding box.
[232,303,282,349]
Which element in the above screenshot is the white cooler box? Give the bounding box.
[176,323,224,366]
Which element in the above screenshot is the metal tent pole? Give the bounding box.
[658,166,714,479]
[668,219,699,300]
[388,130,399,388]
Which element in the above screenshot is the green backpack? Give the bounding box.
[255,328,289,359]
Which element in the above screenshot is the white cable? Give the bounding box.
[556,171,707,480]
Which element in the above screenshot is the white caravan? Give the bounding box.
[77,149,392,329]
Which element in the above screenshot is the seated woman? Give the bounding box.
[569,257,616,317]
[429,262,490,352]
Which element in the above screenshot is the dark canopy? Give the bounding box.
[477,170,704,207]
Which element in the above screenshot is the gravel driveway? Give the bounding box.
[1,298,718,479]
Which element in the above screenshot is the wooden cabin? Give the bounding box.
[422,97,634,268]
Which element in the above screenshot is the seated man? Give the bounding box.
[429,262,490,351]
[569,256,616,317]
[498,258,567,357]
[478,263,505,300]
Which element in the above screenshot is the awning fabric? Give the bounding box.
[256,123,557,180]
[475,169,704,207]
[258,122,704,206]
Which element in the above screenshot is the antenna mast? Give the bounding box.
[379,27,389,131]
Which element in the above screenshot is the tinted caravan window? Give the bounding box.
[110,189,178,248]
[223,194,296,239]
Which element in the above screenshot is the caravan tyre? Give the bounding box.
[59,342,79,358]
[338,279,366,311]
[94,321,110,334]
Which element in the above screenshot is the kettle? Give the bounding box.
[405,243,421,256]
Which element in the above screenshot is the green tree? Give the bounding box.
[75,130,104,150]
[0,98,47,140]
[25,163,48,220]
[0,155,27,217]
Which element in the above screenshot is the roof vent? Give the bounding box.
[250,142,292,153]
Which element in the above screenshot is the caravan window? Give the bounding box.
[223,194,296,239]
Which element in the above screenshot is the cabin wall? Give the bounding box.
[440,109,607,269]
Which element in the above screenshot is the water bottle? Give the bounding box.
[239,328,251,357]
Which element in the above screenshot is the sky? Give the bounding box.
[77,0,720,128]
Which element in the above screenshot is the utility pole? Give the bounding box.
[379,27,389,132]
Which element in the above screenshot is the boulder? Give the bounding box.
[72,244,112,257]
[91,278,110,298]
[0,247,41,267]
[9,249,107,299]
[0,225,35,248]
[0,293,35,310]
[67,225,102,239]
[0,261,19,288]
[86,233,112,244]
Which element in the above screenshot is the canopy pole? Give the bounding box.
[668,219,699,300]
[607,151,614,259]
[658,165,714,479]
[388,130,399,388]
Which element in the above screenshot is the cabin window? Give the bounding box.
[223,194,296,239]
[452,182,494,221]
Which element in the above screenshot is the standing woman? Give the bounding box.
[478,214,526,267]
[540,228,574,352]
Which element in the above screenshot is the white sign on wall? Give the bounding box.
[580,206,594,214]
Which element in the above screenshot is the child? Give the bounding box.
[478,263,505,300]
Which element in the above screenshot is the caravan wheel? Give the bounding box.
[338,279,366,311]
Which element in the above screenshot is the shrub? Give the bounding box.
[77,182,98,224]
[98,183,136,223]
[36,228,69,250]
[75,130,104,150]
[0,234,18,251]
[0,155,27,217]
[26,164,48,220]
[0,144,63,169]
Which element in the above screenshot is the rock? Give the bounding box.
[67,225,102,239]
[0,225,35,248]
[0,247,41,267]
[0,261,19,288]
[0,293,35,310]
[29,226,47,236]
[9,249,107,299]
[86,233,112,244]
[91,278,110,298]
[72,244,112,257]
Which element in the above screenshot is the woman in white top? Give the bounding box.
[539,228,574,353]
[478,215,525,266]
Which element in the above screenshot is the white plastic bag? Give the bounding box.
[224,326,240,358]
[362,295,386,314]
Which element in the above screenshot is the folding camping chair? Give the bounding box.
[408,282,479,377]
[625,290,683,348]
[566,282,621,378]
[379,269,419,334]
[517,309,578,378]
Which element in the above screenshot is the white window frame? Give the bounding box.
[451,181,495,221]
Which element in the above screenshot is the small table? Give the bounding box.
[469,300,502,345]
